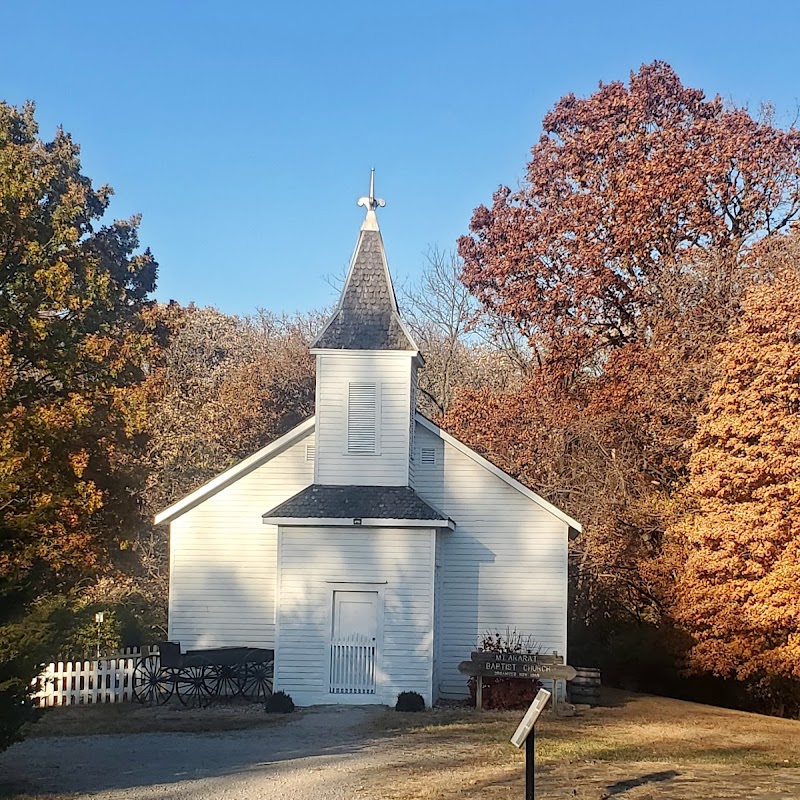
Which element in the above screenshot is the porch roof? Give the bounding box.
[262,484,455,529]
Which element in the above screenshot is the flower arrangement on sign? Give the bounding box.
[468,628,544,710]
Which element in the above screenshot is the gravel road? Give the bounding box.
[0,706,391,800]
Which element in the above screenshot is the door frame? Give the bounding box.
[324,581,386,700]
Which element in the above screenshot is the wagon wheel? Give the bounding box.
[240,655,274,701]
[208,662,242,700]
[131,655,174,705]
[175,658,214,707]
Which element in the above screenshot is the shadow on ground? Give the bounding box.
[605,770,680,795]
[0,706,379,796]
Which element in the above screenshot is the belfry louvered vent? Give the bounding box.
[421,447,436,466]
[347,383,379,454]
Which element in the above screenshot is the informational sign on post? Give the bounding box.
[510,688,551,800]
[510,687,551,748]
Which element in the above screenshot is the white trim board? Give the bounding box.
[309,348,420,359]
[264,517,455,530]
[154,416,316,525]
[415,414,583,533]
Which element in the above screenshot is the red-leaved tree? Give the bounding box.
[447,65,800,689]
[459,61,800,374]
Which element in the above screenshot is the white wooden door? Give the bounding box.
[330,591,378,694]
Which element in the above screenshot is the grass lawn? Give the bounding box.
[366,689,800,799]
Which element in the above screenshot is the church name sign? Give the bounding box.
[458,651,577,681]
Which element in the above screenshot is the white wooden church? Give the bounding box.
[156,178,581,706]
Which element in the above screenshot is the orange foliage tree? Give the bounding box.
[666,236,800,713]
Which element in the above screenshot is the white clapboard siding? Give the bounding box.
[276,526,435,706]
[412,422,569,700]
[169,430,314,650]
[431,523,444,702]
[32,654,145,706]
[315,352,415,485]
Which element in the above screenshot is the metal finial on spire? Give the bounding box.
[357,168,385,231]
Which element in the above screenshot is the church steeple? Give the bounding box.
[311,171,418,352]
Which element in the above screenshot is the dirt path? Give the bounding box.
[1,706,387,800]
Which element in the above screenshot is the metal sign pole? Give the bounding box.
[525,728,535,800]
[510,688,550,800]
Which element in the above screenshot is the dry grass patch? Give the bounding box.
[374,690,800,768]
[364,690,800,799]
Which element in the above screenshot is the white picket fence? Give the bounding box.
[329,635,376,695]
[31,646,156,707]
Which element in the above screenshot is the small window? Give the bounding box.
[421,447,436,466]
[305,444,315,463]
[348,383,379,454]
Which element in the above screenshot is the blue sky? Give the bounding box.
[2,1,799,316]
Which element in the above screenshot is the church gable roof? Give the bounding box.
[311,171,418,352]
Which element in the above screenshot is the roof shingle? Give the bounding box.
[262,484,452,523]
[313,230,417,351]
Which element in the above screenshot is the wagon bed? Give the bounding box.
[132,642,274,707]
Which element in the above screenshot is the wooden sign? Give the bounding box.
[458,660,577,681]
[463,650,576,710]
[470,651,562,666]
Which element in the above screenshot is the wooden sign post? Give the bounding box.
[511,688,551,800]
[458,652,576,710]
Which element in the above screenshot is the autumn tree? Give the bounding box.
[133,305,317,612]
[449,63,800,687]
[666,235,800,714]
[0,102,158,748]
[402,248,533,417]
[459,61,800,374]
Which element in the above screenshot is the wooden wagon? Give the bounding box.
[132,642,274,707]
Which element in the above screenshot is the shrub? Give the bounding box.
[478,628,541,656]
[468,676,543,710]
[395,691,426,712]
[265,690,295,713]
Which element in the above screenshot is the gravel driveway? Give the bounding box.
[0,706,389,800]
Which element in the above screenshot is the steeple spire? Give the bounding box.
[310,172,418,352]
[357,168,385,232]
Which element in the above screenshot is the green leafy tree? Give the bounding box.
[0,101,158,749]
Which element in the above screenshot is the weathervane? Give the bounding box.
[358,168,384,230]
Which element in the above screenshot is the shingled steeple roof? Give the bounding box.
[311,172,418,352]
